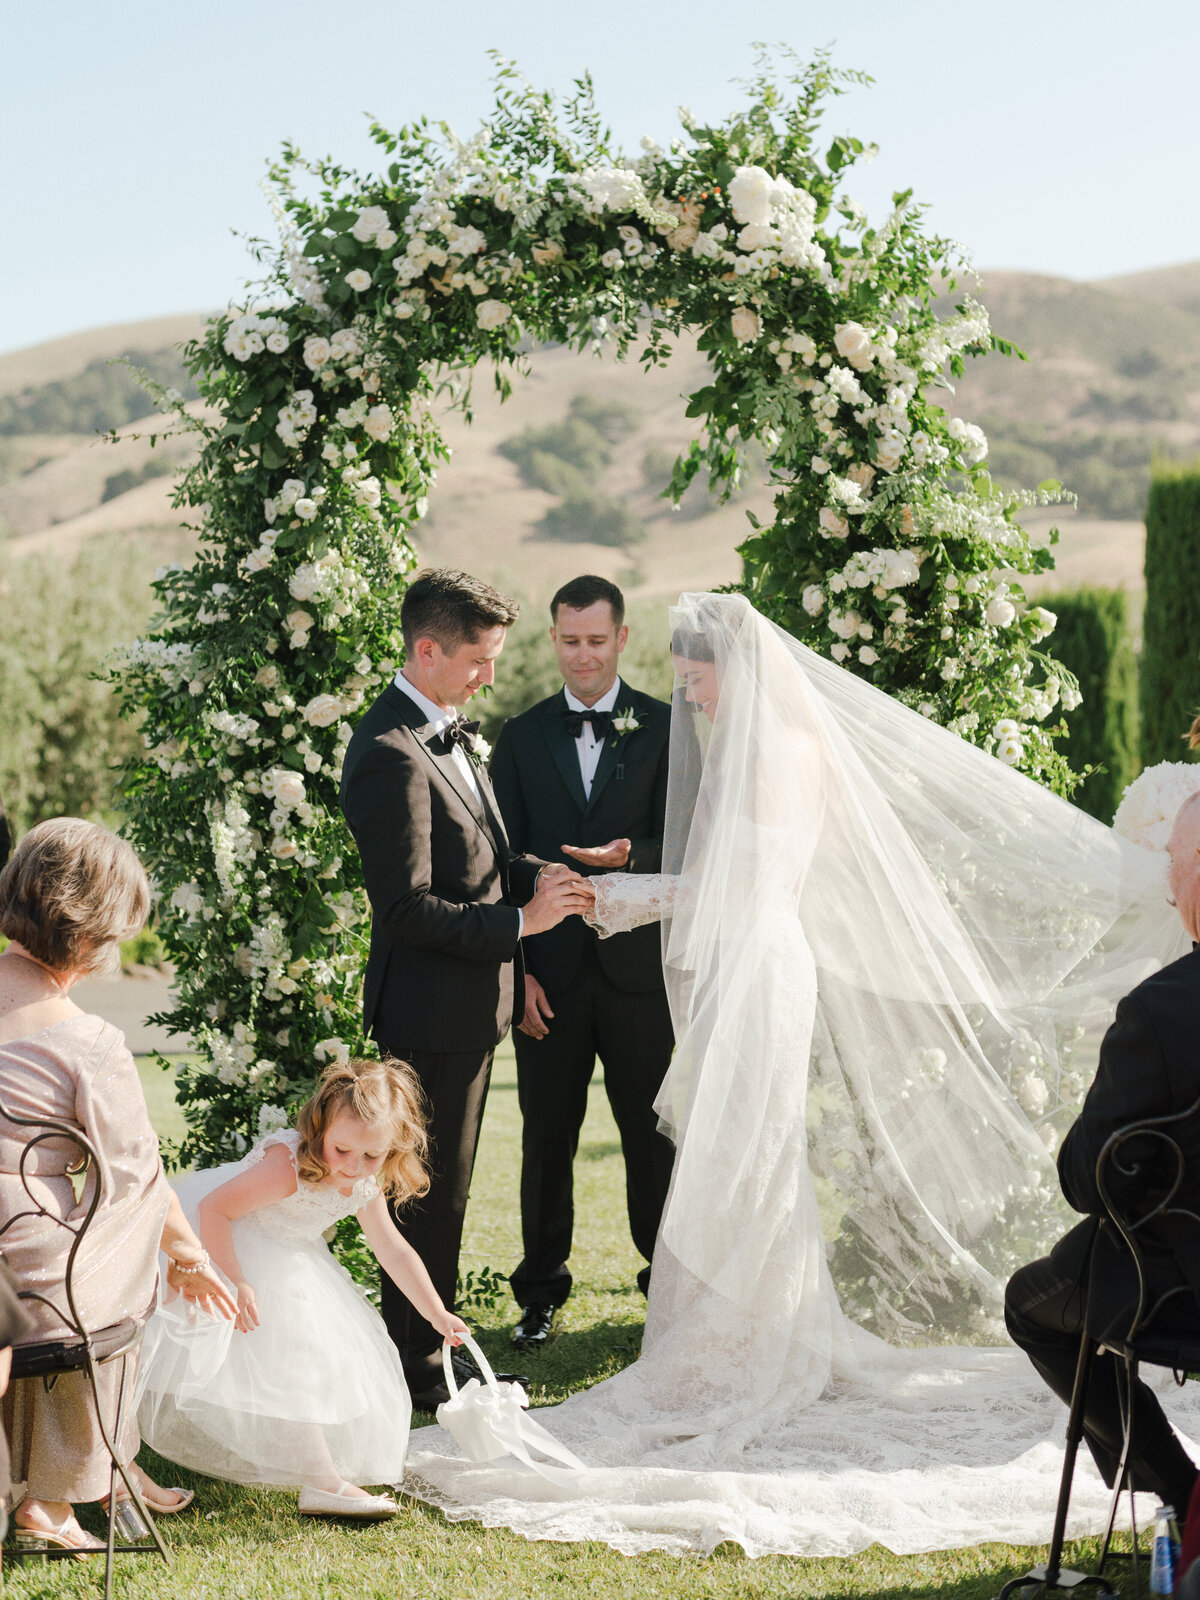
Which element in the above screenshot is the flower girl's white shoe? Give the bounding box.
[297,1483,399,1520]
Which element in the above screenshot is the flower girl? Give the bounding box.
[137,1057,467,1518]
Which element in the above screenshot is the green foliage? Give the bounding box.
[1140,460,1200,767]
[1041,588,1139,821]
[539,492,645,547]
[0,349,198,437]
[987,423,1157,520]
[0,537,157,835]
[457,1263,509,1310]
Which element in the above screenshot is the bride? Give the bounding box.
[406,591,1198,1558]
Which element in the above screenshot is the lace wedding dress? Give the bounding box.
[138,1130,411,1488]
[406,593,1200,1556]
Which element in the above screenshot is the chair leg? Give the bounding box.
[997,1333,1120,1598]
[88,1350,171,1570]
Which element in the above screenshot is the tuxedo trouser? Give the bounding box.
[510,941,676,1308]
[1005,1253,1199,1510]
[371,1042,493,1390]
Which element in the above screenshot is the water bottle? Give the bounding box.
[113,1496,150,1541]
[1150,1503,1177,1595]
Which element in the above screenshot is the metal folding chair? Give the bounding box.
[0,1094,170,1600]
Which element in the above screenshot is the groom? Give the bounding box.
[489,574,676,1349]
[340,568,594,1406]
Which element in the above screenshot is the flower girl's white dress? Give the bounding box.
[137,1129,410,1488]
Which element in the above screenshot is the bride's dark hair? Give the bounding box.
[295,1056,430,1203]
[670,627,715,662]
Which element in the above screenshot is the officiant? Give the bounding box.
[489,576,675,1349]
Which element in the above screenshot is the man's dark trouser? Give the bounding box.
[510,941,676,1309]
[1005,1253,1198,1511]
[372,1043,493,1392]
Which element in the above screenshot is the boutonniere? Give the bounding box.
[469,733,492,765]
[610,710,641,744]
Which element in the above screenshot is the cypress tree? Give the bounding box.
[1046,588,1139,822]
[1141,462,1200,768]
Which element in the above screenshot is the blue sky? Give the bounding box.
[3,0,1197,354]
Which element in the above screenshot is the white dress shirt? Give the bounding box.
[393,670,482,802]
[564,677,621,801]
[393,670,524,933]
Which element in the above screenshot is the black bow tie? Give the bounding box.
[442,715,481,754]
[563,708,614,740]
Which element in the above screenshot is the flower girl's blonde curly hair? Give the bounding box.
[295,1056,430,1204]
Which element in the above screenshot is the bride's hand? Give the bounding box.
[562,838,631,870]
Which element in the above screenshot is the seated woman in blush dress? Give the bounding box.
[0,819,235,1555]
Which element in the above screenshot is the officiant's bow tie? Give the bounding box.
[563,708,614,739]
[443,715,481,754]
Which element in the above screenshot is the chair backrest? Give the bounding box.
[0,1090,104,1342]
[1095,1090,1200,1345]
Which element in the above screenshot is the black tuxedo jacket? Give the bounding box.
[339,683,546,1053]
[489,682,671,995]
[1050,944,1200,1343]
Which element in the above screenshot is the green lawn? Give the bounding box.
[3,1047,1139,1597]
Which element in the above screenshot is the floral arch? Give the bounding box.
[114,51,1072,1174]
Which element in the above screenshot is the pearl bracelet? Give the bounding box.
[169,1253,210,1276]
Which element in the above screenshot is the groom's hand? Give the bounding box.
[518,973,555,1039]
[521,865,595,937]
[562,838,631,870]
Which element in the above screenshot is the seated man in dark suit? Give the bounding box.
[1005,791,1200,1517]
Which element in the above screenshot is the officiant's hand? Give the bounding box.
[562,839,631,870]
[518,973,554,1039]
[522,865,595,937]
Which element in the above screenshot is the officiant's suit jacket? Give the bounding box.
[1051,943,1200,1344]
[488,683,671,996]
[339,682,546,1053]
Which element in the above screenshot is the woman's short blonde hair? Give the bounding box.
[295,1056,430,1204]
[0,818,150,977]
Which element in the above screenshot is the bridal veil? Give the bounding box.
[407,592,1196,1557]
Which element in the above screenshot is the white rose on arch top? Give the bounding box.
[112,49,1077,1176]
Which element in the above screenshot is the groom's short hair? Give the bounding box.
[401,568,520,652]
[550,575,625,627]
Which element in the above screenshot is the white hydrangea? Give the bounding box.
[574,166,645,213]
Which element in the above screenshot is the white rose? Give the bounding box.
[728,166,777,226]
[364,403,395,442]
[801,585,824,616]
[730,306,760,345]
[293,498,318,521]
[1014,1070,1050,1116]
[874,432,905,473]
[476,299,512,331]
[315,1037,351,1065]
[303,694,344,728]
[254,665,280,689]
[351,205,389,242]
[828,609,862,642]
[830,642,850,662]
[270,771,307,809]
[987,597,1017,627]
[286,609,314,636]
[270,835,299,860]
[818,508,849,540]
[996,735,1024,765]
[266,331,289,354]
[345,269,372,291]
[940,658,962,681]
[302,335,331,369]
[600,248,624,270]
[833,322,874,371]
[993,718,1021,740]
[858,646,879,666]
[530,240,563,266]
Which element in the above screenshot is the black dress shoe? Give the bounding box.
[511,1303,557,1350]
[409,1347,529,1412]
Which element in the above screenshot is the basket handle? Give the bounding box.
[441,1330,499,1398]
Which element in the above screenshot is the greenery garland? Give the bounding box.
[112,49,1074,1178]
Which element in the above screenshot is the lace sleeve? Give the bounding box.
[246,1129,300,1166]
[584,873,678,939]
